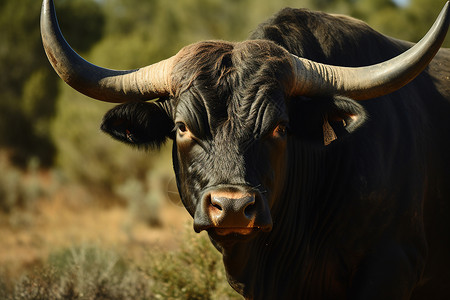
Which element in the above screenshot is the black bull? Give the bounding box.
[41,0,450,298]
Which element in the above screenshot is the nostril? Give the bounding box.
[244,200,256,219]
[212,202,222,211]
[210,195,224,215]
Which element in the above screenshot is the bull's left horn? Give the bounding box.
[41,0,176,103]
[290,1,450,100]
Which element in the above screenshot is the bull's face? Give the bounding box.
[173,85,288,241]
[173,95,288,240]
[102,41,295,244]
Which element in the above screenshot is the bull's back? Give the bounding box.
[412,47,450,299]
[428,48,450,100]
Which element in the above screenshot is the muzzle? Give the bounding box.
[193,185,273,236]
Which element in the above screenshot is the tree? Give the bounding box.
[0,0,104,166]
[407,0,450,47]
[349,0,449,47]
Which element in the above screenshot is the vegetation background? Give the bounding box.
[0,0,448,298]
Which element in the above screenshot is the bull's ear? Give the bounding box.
[101,101,174,150]
[289,95,367,145]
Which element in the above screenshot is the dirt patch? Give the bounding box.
[0,188,191,278]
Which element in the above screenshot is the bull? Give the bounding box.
[41,0,450,298]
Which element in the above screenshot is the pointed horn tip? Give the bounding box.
[442,1,449,17]
[41,0,53,14]
[443,1,449,13]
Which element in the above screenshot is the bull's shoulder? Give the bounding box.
[428,48,450,99]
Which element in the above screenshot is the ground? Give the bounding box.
[0,183,191,280]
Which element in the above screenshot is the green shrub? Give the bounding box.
[1,230,242,299]
[0,158,21,213]
[6,246,152,300]
[0,155,46,215]
[144,231,240,300]
[114,172,162,229]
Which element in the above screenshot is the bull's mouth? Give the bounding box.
[206,227,262,244]
[205,226,272,244]
[214,227,259,236]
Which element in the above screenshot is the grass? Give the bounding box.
[0,230,242,300]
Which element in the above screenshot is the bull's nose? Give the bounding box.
[193,187,273,234]
[209,193,257,227]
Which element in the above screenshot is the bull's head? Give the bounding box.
[41,0,449,245]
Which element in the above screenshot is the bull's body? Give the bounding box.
[218,9,450,299]
[41,0,450,299]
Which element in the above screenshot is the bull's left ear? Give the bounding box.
[323,95,367,133]
[101,101,174,150]
[289,95,367,145]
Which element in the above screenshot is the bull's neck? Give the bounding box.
[220,139,354,299]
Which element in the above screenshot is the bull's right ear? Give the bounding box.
[288,95,367,145]
[101,101,174,150]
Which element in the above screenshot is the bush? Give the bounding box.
[114,172,163,228]
[0,155,45,215]
[5,246,152,300]
[144,230,239,300]
[0,230,242,300]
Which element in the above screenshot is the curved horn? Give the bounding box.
[290,1,450,100]
[41,0,175,103]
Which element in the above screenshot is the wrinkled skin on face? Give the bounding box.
[173,86,288,240]
[170,41,292,246]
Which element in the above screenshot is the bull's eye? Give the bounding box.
[273,123,288,138]
[176,122,189,136]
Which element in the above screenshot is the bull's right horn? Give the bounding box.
[290,1,449,100]
[41,0,176,103]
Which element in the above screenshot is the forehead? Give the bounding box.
[172,40,291,135]
[176,87,288,138]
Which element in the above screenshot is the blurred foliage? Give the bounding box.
[0,231,241,299]
[350,0,450,47]
[114,171,163,228]
[0,0,104,166]
[0,0,448,184]
[0,246,152,299]
[0,154,45,214]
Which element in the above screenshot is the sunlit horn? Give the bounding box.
[290,1,449,100]
[41,0,176,103]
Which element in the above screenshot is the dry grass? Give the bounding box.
[0,231,240,299]
[0,172,241,299]
[0,187,188,274]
